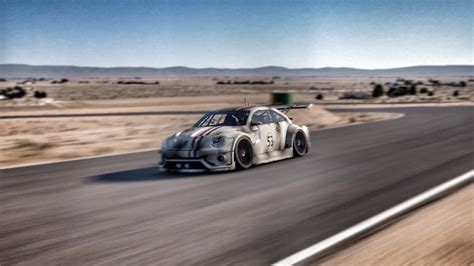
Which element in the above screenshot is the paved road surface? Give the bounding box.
[1,107,472,265]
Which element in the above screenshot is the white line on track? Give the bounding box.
[273,169,474,265]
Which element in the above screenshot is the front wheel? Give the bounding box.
[234,138,253,169]
[293,131,307,157]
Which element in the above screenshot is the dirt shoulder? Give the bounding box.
[320,184,474,265]
[0,97,401,167]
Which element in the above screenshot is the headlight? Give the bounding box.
[162,136,176,149]
[211,135,229,147]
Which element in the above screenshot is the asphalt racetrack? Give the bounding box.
[1,107,472,264]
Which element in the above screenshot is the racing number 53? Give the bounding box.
[267,134,274,147]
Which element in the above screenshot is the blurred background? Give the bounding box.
[1,0,472,265]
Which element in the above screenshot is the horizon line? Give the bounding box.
[1,63,473,71]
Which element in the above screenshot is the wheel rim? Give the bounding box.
[237,140,252,166]
[295,132,306,154]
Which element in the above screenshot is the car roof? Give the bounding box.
[212,106,273,112]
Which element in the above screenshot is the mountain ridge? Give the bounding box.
[1,64,472,78]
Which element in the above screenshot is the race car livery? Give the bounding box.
[159,105,310,172]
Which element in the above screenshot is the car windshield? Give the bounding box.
[194,110,249,127]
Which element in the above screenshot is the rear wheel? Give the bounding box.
[234,138,253,169]
[293,131,307,157]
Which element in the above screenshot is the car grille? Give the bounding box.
[163,161,207,170]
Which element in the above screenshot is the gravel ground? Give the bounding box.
[320,184,473,265]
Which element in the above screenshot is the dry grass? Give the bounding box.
[0,115,197,166]
[13,139,55,150]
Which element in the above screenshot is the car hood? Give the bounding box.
[167,126,243,150]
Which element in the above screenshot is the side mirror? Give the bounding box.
[251,121,263,126]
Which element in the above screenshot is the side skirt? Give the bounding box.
[254,148,293,165]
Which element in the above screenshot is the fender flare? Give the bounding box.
[232,134,255,165]
[285,125,310,150]
[284,124,300,149]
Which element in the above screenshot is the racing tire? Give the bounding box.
[234,138,253,169]
[293,131,307,157]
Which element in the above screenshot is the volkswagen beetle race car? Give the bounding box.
[159,105,311,172]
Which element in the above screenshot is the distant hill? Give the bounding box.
[0,64,472,78]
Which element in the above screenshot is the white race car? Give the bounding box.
[159,105,310,172]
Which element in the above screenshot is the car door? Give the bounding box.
[250,110,275,154]
[269,110,288,150]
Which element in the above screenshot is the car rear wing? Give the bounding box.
[269,103,313,113]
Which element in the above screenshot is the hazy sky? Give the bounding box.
[1,0,472,68]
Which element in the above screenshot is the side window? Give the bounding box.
[271,111,287,123]
[262,111,273,124]
[251,110,272,125]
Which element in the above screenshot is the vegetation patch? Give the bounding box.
[13,139,56,151]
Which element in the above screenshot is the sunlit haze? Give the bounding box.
[1,0,472,68]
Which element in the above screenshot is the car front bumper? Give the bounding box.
[159,148,235,172]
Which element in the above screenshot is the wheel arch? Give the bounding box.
[232,133,255,168]
[284,124,310,150]
[231,132,253,151]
